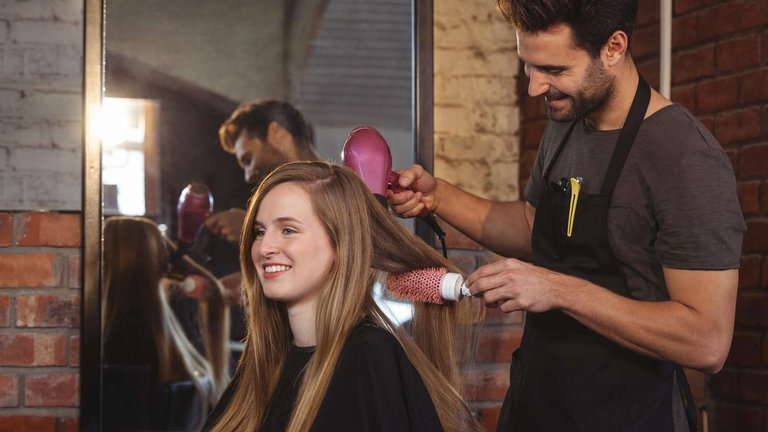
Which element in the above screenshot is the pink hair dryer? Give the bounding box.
[342,126,427,218]
[342,126,446,254]
[176,183,213,244]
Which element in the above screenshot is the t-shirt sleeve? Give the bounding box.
[653,147,745,269]
[311,329,442,432]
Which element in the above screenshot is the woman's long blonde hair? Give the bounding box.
[209,162,482,431]
[102,217,231,423]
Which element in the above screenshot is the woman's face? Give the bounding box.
[251,182,335,310]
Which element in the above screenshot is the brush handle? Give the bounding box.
[440,273,471,301]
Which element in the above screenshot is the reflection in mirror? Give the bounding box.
[100,1,419,430]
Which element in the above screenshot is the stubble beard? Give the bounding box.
[545,60,615,123]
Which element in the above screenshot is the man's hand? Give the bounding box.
[386,164,439,218]
[465,258,574,313]
[204,208,246,243]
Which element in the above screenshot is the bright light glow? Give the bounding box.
[374,281,413,326]
[101,97,153,216]
[100,98,146,149]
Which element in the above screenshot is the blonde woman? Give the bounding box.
[103,217,230,430]
[204,161,483,431]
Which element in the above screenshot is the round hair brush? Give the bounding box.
[386,267,471,304]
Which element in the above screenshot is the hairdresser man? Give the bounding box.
[389,1,744,430]
[204,100,320,244]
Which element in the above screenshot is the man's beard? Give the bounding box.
[544,60,615,122]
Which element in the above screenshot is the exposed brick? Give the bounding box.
[0,374,18,407]
[637,0,659,26]
[442,220,484,251]
[699,115,715,134]
[739,142,768,179]
[637,57,660,88]
[735,293,768,326]
[15,295,80,328]
[0,416,56,432]
[725,148,739,173]
[60,417,78,432]
[762,181,768,215]
[717,34,762,74]
[0,333,66,366]
[710,367,738,399]
[674,0,720,14]
[740,370,768,403]
[0,253,58,288]
[741,0,768,29]
[743,220,768,253]
[0,213,12,246]
[726,331,762,366]
[739,255,763,291]
[24,373,78,407]
[672,45,715,84]
[697,76,740,114]
[476,405,502,432]
[66,254,80,289]
[740,68,768,105]
[0,297,8,327]
[476,328,522,362]
[671,84,696,112]
[520,94,546,120]
[738,181,761,215]
[715,404,765,432]
[521,121,546,151]
[632,25,659,60]
[463,364,509,401]
[716,108,762,146]
[69,335,79,367]
[16,213,80,247]
[683,368,707,401]
[697,2,743,41]
[672,14,697,50]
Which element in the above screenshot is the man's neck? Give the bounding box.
[584,63,639,131]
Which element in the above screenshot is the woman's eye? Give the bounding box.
[254,228,265,238]
[282,227,297,235]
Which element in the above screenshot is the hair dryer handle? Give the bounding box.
[387,171,429,219]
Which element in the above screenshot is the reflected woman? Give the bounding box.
[204,162,483,431]
[103,217,230,430]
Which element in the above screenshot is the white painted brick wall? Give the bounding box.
[434,0,519,201]
[0,0,83,210]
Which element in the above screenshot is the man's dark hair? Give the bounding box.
[497,0,638,58]
[218,100,314,153]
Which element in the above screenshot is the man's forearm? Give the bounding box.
[554,269,737,373]
[433,179,533,259]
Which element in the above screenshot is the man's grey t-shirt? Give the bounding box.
[524,104,745,302]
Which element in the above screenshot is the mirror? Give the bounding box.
[82,0,434,430]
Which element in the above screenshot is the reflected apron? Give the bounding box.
[496,78,697,432]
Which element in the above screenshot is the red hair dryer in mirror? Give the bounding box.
[342,126,446,256]
[176,183,213,245]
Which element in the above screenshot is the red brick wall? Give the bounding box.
[0,212,80,431]
[517,1,768,431]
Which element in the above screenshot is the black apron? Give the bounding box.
[496,78,697,432]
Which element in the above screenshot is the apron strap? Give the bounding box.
[599,77,651,197]
[542,120,578,180]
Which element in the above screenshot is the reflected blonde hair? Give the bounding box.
[103,217,230,423]
[209,162,482,432]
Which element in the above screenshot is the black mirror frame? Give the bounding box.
[80,1,434,430]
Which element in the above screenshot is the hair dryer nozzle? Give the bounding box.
[176,183,213,244]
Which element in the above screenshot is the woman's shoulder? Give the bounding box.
[344,322,402,354]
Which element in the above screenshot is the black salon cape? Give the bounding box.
[203,323,443,431]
